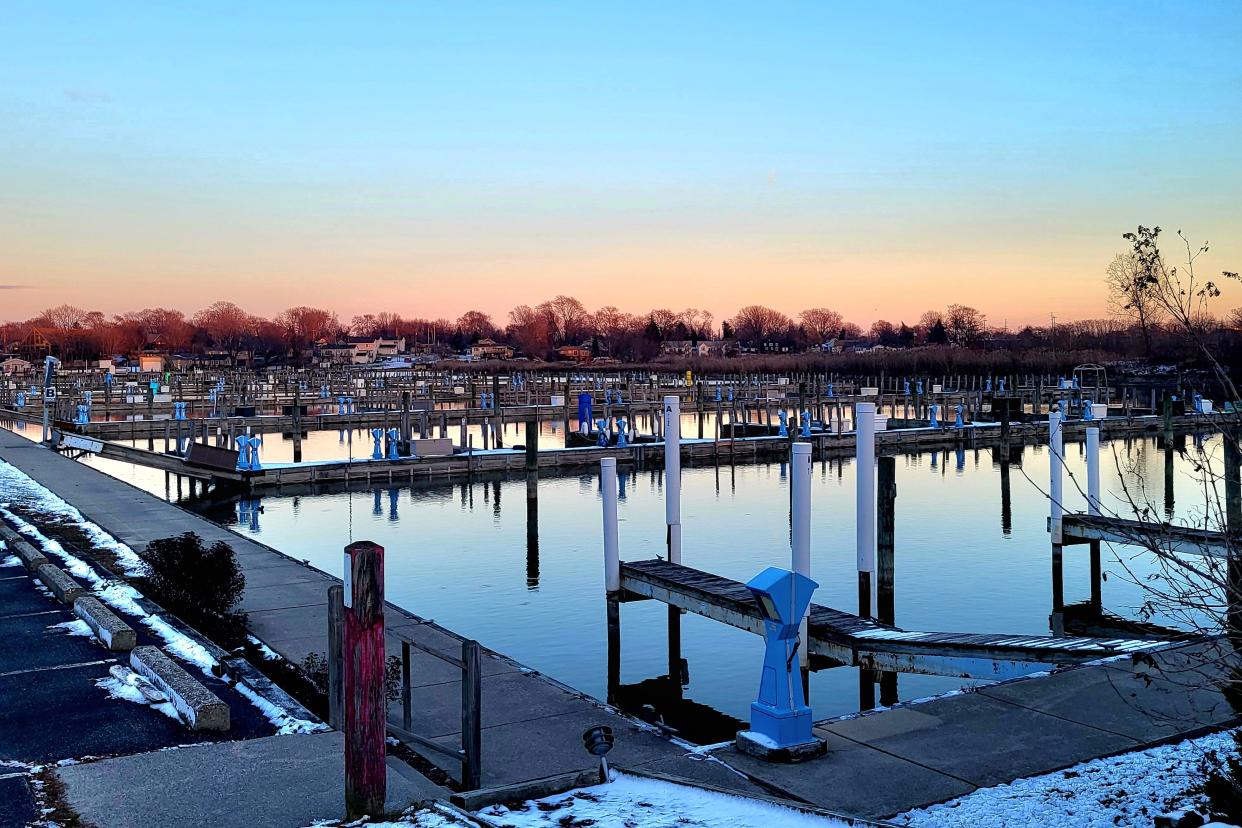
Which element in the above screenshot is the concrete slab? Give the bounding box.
[714,732,976,819]
[626,755,772,797]
[390,670,586,739]
[426,707,683,788]
[240,580,338,613]
[56,731,447,828]
[817,693,1140,789]
[981,662,1240,742]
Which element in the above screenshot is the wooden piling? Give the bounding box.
[343,541,386,819]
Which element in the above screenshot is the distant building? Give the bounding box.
[137,353,167,373]
[347,336,406,364]
[318,343,355,366]
[470,338,514,360]
[661,340,735,358]
[1,356,33,375]
[555,344,592,363]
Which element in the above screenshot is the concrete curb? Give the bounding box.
[130,646,230,731]
[74,595,137,651]
[35,563,85,604]
[0,525,48,570]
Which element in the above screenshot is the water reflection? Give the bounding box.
[12,418,1227,738]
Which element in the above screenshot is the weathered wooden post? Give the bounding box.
[877,455,897,706]
[293,385,303,463]
[1225,428,1242,644]
[525,417,538,473]
[343,541,385,819]
[328,584,344,729]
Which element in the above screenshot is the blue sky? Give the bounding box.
[2,2,1239,326]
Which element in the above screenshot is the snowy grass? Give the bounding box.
[473,771,848,827]
[895,727,1238,828]
[2,553,20,567]
[0,460,146,576]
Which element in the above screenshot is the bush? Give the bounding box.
[138,532,248,646]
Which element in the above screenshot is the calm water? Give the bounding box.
[3,419,1220,733]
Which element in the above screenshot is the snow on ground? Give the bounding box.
[2,553,20,567]
[473,771,847,827]
[49,619,93,637]
[0,464,326,736]
[895,727,1237,828]
[0,460,146,576]
[96,667,181,722]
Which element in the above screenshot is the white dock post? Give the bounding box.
[664,395,682,564]
[1049,410,1065,632]
[1086,425,1103,609]
[856,401,876,616]
[601,458,620,592]
[791,441,811,665]
[1049,411,1064,542]
[1086,426,1101,515]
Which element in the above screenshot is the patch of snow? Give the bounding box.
[736,729,780,749]
[473,771,847,827]
[0,461,147,576]
[895,727,1238,828]
[232,681,327,735]
[1,554,20,568]
[3,490,326,738]
[96,672,180,722]
[49,619,93,637]
[246,634,282,661]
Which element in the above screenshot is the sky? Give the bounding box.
[1,2,1240,329]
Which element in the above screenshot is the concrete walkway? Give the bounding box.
[0,430,762,802]
[56,732,442,828]
[714,638,1239,819]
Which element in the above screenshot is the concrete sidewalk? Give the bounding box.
[55,731,445,828]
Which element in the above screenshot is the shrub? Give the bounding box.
[138,532,248,646]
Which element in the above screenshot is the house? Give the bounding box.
[318,343,356,366]
[138,353,167,373]
[1,356,32,375]
[470,338,514,360]
[661,340,735,358]
[555,344,592,363]
[347,336,406,364]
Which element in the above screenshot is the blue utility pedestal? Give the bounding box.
[735,566,828,763]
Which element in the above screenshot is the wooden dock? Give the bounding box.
[1061,512,1234,558]
[619,559,1169,680]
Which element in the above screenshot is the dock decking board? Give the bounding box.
[1061,512,1235,558]
[619,558,1167,677]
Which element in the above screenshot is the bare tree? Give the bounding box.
[799,308,844,343]
[194,301,253,365]
[732,305,792,347]
[1106,251,1165,357]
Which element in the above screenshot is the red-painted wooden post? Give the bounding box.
[343,540,385,819]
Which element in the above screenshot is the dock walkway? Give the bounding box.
[621,559,1166,679]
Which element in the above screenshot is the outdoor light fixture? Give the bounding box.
[736,566,827,762]
[582,725,615,782]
